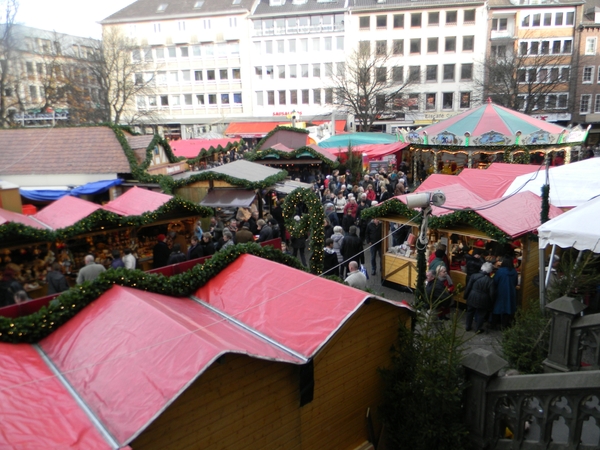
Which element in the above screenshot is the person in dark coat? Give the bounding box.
[357,194,370,243]
[271,199,286,241]
[424,268,453,320]
[366,218,382,276]
[167,243,187,265]
[200,233,216,256]
[46,262,70,295]
[465,248,484,286]
[235,223,255,244]
[152,234,171,269]
[257,219,273,242]
[464,262,496,333]
[187,236,203,260]
[324,218,334,240]
[340,225,363,277]
[492,257,519,329]
[290,215,308,266]
[268,218,281,240]
[110,249,125,269]
[0,269,23,307]
[322,238,339,277]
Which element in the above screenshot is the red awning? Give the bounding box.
[0,207,47,229]
[0,343,113,449]
[396,183,486,217]
[328,142,409,159]
[34,196,101,229]
[224,120,345,138]
[102,186,171,216]
[170,138,239,158]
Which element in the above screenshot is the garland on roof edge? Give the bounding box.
[254,125,309,150]
[282,188,325,274]
[0,243,307,344]
[245,145,338,167]
[185,140,244,166]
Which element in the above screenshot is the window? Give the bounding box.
[203,43,214,56]
[160,95,169,106]
[132,49,141,61]
[289,39,296,52]
[566,12,574,25]
[555,12,563,26]
[426,93,436,110]
[279,90,286,105]
[443,64,455,81]
[563,40,572,54]
[290,90,297,104]
[299,64,308,78]
[586,38,597,55]
[408,93,419,110]
[300,39,308,52]
[203,19,211,29]
[464,9,475,23]
[410,39,421,54]
[409,66,420,82]
[313,89,321,104]
[547,94,557,109]
[325,63,333,76]
[445,37,456,52]
[182,70,191,82]
[552,41,561,54]
[312,38,320,51]
[561,68,570,82]
[256,91,264,106]
[426,65,437,82]
[156,48,165,59]
[359,16,370,30]
[313,64,320,77]
[232,68,241,79]
[532,14,541,27]
[146,96,156,107]
[255,66,262,79]
[428,12,439,26]
[26,61,34,75]
[29,85,37,99]
[376,67,387,82]
[196,94,205,105]
[323,37,332,51]
[169,71,179,83]
[491,45,506,58]
[393,39,403,55]
[289,65,297,78]
[463,36,474,51]
[325,88,333,103]
[442,93,453,110]
[157,3,168,12]
[278,65,285,79]
[302,89,309,104]
[230,17,237,27]
[157,71,167,84]
[530,42,539,54]
[221,94,230,105]
[543,13,552,26]
[392,67,403,82]
[461,64,473,80]
[359,41,370,54]
[336,36,344,50]
[580,94,591,114]
[208,94,217,105]
[376,15,387,28]
[595,95,600,113]
[376,40,387,55]
[336,62,344,77]
[393,14,404,28]
[446,11,457,25]
[171,95,180,106]
[492,18,507,31]
[265,41,273,53]
[558,94,568,108]
[183,94,192,106]
[583,66,594,83]
[207,70,215,80]
[264,91,273,105]
[219,69,228,80]
[153,23,161,33]
[460,92,471,109]
[36,63,43,75]
[427,38,438,53]
[277,40,284,53]
[411,13,422,27]
[541,41,550,54]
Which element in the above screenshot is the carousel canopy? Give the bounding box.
[319,132,399,148]
[405,99,586,147]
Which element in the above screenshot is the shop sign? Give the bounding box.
[272,111,303,116]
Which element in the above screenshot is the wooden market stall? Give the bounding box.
[372,186,563,305]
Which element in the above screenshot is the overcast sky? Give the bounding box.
[14,0,136,39]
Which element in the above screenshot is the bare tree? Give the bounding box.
[478,35,572,115]
[328,45,413,132]
[90,27,158,124]
[0,0,20,127]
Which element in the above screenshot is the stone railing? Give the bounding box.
[462,296,600,449]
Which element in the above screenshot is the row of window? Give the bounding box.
[252,14,345,36]
[26,85,100,102]
[581,66,600,84]
[361,35,475,56]
[255,35,344,54]
[580,94,600,114]
[358,9,476,30]
[254,89,473,110]
[137,92,243,109]
[150,68,242,84]
[518,94,568,111]
[519,39,573,56]
[149,17,230,34]
[521,11,574,28]
[132,42,241,62]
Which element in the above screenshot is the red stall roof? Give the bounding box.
[34,196,101,229]
[1,255,412,447]
[329,142,409,159]
[224,120,345,138]
[0,343,113,449]
[170,138,239,158]
[0,207,46,228]
[102,186,171,216]
[396,183,486,217]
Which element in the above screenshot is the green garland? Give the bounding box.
[1,198,212,245]
[540,184,550,224]
[282,188,325,274]
[254,125,309,150]
[185,141,243,166]
[361,199,422,223]
[170,169,288,191]
[245,145,338,168]
[0,243,307,343]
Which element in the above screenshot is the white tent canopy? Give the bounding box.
[503,158,600,208]
[538,195,600,253]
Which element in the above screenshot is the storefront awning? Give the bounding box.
[200,189,256,208]
[225,121,345,138]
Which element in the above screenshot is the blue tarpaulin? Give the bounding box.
[19,179,123,202]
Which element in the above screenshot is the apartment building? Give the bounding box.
[488,0,583,125]
[101,0,256,139]
[1,25,100,126]
[348,0,486,132]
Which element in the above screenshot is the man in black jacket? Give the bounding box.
[152,234,170,268]
[464,262,496,333]
[257,219,273,242]
[323,238,339,277]
[340,225,363,278]
[366,218,382,276]
[167,243,187,265]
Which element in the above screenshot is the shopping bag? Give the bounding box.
[360,264,369,280]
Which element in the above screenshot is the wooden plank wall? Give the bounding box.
[300,301,407,449]
[132,301,410,450]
